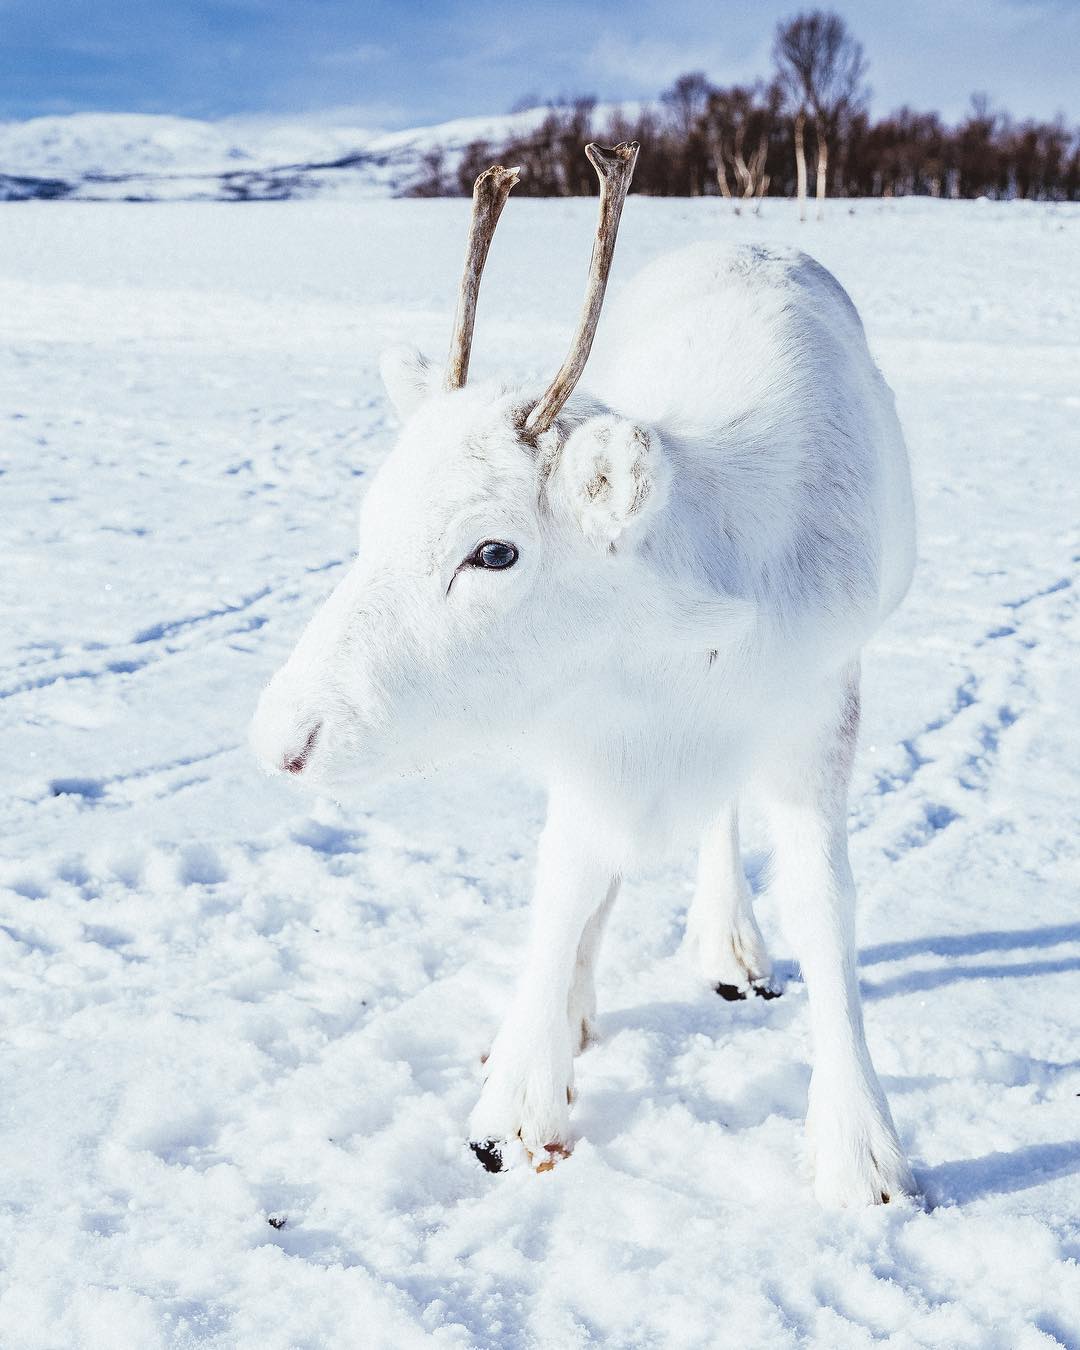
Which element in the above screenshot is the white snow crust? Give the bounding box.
[1,196,1079,1348]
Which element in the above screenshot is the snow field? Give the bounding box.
[1,197,1079,1348]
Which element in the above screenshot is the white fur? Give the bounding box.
[251,241,917,1205]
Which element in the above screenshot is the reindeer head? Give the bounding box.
[250,142,671,785]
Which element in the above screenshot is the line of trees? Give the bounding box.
[412,10,1080,206]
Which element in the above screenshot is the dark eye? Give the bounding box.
[471,540,518,570]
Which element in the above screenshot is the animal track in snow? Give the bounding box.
[50,776,105,801]
[0,558,345,703]
[858,559,1076,859]
[132,584,273,644]
[177,842,227,886]
[37,746,240,813]
[883,801,961,860]
[1003,576,1071,611]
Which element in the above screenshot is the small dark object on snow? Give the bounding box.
[267,1214,287,1229]
[470,1139,504,1173]
[715,981,781,1002]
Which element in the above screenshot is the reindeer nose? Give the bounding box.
[282,722,322,775]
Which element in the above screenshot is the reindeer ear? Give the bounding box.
[379,346,439,420]
[550,416,670,552]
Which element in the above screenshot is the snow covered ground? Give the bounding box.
[1,196,1079,1348]
[0,108,549,200]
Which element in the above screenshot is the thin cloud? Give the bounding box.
[585,35,760,91]
[0,0,1075,124]
[318,42,391,69]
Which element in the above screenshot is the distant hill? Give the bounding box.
[0,109,549,201]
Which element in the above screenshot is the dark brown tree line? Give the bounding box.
[412,11,1080,203]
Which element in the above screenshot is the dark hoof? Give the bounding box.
[714,980,782,1002]
[469,1138,505,1173]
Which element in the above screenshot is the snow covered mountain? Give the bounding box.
[0,108,548,201]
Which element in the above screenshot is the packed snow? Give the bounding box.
[1,196,1079,1348]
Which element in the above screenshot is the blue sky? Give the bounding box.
[2,0,1076,126]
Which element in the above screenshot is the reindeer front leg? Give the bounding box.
[469,795,617,1172]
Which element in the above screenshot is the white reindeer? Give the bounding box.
[252,142,917,1206]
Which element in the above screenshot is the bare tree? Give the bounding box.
[662,72,713,195]
[411,146,446,197]
[707,83,778,212]
[662,72,712,139]
[793,109,808,218]
[773,10,868,218]
[417,64,1080,204]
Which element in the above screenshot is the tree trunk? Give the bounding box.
[794,110,807,222]
[748,136,769,206]
[816,130,828,220]
[713,136,733,201]
[734,154,751,198]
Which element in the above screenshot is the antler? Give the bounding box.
[445,164,520,391]
[525,141,639,435]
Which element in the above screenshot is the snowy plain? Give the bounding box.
[1,194,1079,1349]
